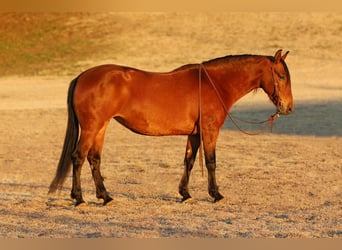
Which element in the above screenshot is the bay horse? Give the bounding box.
[49,49,293,206]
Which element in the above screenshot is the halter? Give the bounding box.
[270,66,282,113]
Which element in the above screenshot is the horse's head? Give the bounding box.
[262,49,294,115]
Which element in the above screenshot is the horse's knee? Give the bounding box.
[205,161,216,172]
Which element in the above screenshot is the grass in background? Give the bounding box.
[1,12,341,77]
[0,13,106,76]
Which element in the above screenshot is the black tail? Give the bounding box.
[48,77,80,193]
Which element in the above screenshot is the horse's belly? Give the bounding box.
[114,112,197,136]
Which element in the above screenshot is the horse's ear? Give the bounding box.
[282,51,289,61]
[274,49,283,63]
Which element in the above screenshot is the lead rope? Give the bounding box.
[197,63,280,186]
[199,63,280,137]
[198,64,204,177]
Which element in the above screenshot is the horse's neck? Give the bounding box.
[207,58,266,106]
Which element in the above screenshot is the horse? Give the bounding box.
[49,49,294,206]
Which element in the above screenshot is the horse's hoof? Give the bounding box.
[181,196,193,203]
[214,194,224,203]
[75,200,86,207]
[103,197,114,206]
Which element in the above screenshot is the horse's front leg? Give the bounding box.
[179,134,200,202]
[203,130,224,202]
[205,157,224,202]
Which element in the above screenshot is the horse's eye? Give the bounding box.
[278,74,285,80]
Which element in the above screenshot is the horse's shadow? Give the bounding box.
[223,100,342,137]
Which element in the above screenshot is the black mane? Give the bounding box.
[203,54,258,64]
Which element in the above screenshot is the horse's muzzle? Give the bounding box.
[278,101,294,115]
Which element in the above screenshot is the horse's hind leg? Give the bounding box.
[71,131,96,206]
[179,134,200,202]
[87,121,113,205]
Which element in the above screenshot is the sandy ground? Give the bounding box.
[0,13,341,238]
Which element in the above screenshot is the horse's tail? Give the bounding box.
[48,76,80,194]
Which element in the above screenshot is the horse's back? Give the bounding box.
[73,64,200,135]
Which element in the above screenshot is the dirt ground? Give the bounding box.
[0,13,341,238]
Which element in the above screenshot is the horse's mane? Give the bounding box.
[171,53,290,83]
[203,54,259,65]
[171,55,263,72]
[205,54,290,81]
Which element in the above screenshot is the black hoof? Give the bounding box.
[181,195,192,203]
[103,196,114,206]
[214,194,224,202]
[75,200,86,206]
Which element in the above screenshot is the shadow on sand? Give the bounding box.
[223,100,342,137]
